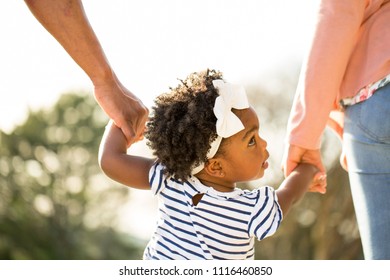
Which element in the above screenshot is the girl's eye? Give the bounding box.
[248,136,256,146]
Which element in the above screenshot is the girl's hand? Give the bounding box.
[282,144,327,192]
[308,172,327,194]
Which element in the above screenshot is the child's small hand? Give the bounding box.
[308,172,327,194]
[107,119,145,148]
[126,125,145,147]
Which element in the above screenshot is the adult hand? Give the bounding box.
[282,144,327,194]
[25,0,149,145]
[94,77,149,145]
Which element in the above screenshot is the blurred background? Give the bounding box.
[0,0,362,259]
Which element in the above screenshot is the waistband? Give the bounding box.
[340,73,390,107]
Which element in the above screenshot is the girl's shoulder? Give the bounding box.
[240,185,276,199]
[148,162,200,195]
[149,162,168,195]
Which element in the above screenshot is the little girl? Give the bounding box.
[99,69,324,260]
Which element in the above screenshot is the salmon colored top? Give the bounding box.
[286,0,390,151]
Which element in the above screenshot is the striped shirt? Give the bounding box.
[143,163,283,260]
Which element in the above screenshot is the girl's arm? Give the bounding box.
[98,121,155,190]
[276,163,319,216]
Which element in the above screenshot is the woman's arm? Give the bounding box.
[276,163,320,216]
[282,0,367,190]
[286,0,366,150]
[98,121,155,190]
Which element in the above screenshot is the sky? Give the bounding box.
[1,0,320,239]
[1,0,319,133]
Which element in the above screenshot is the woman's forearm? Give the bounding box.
[286,0,366,150]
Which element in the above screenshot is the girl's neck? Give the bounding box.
[196,175,236,193]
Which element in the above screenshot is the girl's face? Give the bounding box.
[217,107,269,185]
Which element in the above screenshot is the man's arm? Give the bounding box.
[24,0,148,143]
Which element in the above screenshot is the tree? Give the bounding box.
[0,92,144,259]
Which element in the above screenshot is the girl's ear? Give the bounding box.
[204,159,225,178]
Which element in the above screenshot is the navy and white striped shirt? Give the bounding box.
[143,163,283,260]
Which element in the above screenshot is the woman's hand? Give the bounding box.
[282,144,327,194]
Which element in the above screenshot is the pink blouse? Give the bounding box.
[286,0,390,152]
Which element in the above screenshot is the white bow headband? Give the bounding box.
[191,79,249,175]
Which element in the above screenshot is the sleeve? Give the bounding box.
[286,0,367,149]
[248,186,283,241]
[148,162,166,196]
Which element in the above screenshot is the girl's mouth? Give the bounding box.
[262,153,269,169]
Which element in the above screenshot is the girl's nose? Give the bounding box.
[259,136,267,148]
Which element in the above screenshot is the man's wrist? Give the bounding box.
[90,66,117,87]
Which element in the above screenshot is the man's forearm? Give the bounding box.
[25,0,114,85]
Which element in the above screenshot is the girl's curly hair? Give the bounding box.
[145,69,223,181]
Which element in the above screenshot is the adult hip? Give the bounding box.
[343,83,390,259]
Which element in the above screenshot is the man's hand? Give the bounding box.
[25,0,149,145]
[94,78,148,145]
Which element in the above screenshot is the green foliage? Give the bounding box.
[0,93,144,259]
[0,77,363,259]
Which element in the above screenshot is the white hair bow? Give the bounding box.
[191,79,249,175]
[212,79,249,137]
